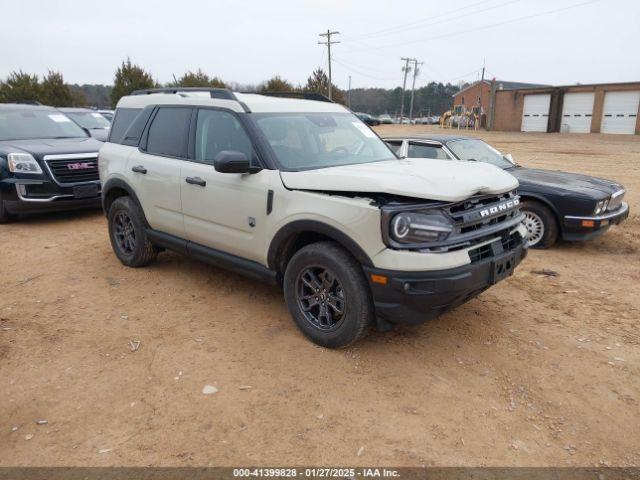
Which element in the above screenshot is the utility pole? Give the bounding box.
[318,30,340,100]
[408,59,423,123]
[478,58,486,125]
[348,75,352,109]
[399,57,412,121]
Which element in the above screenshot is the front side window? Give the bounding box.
[407,143,451,160]
[253,112,395,171]
[446,138,514,169]
[0,109,88,141]
[145,107,191,157]
[195,109,255,164]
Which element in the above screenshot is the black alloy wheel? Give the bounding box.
[113,211,136,255]
[297,266,345,331]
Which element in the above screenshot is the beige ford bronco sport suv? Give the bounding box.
[99,88,527,347]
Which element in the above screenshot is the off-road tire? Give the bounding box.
[283,241,374,348]
[521,200,559,249]
[108,196,158,267]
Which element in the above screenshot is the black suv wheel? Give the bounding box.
[108,196,158,267]
[283,241,373,348]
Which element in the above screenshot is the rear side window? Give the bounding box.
[145,107,192,158]
[108,108,141,143]
[407,143,450,160]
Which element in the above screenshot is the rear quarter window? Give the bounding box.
[108,108,142,144]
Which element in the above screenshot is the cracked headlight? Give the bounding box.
[7,153,42,174]
[389,211,454,244]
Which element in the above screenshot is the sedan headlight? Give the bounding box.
[594,198,610,215]
[7,153,42,174]
[389,211,454,244]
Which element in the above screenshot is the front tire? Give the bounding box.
[283,241,374,348]
[107,196,158,267]
[522,200,558,249]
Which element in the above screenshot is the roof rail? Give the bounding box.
[130,87,237,101]
[258,91,334,103]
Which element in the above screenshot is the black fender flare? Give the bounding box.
[267,220,374,271]
[101,178,146,222]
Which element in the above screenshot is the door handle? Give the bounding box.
[131,165,147,174]
[185,176,206,187]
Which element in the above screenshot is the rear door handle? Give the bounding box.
[185,176,206,187]
[131,165,147,174]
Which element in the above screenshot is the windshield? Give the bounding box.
[0,109,88,141]
[253,112,395,171]
[446,138,514,169]
[65,111,111,129]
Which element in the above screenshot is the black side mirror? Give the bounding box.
[213,150,259,174]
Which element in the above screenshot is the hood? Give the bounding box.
[0,137,103,159]
[512,167,623,198]
[280,158,519,202]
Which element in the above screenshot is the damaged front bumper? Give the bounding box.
[363,230,528,328]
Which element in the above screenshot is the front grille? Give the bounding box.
[45,155,99,184]
[469,231,523,264]
[442,191,523,250]
[607,189,625,212]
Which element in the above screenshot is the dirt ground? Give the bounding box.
[1,126,639,467]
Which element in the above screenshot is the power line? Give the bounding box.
[318,30,340,100]
[331,57,398,82]
[346,0,492,41]
[343,0,602,52]
[344,0,524,43]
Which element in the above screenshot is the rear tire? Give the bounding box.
[522,200,558,249]
[283,241,374,348]
[107,196,158,267]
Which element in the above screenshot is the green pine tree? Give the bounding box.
[40,70,73,106]
[0,71,41,104]
[110,58,156,107]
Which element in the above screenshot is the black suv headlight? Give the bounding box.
[7,153,42,174]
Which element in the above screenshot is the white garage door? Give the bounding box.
[601,91,640,134]
[522,94,551,132]
[561,92,594,133]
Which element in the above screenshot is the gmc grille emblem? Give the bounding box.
[479,198,520,218]
[67,162,95,170]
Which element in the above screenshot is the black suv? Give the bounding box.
[0,104,103,222]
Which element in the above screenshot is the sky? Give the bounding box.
[2,0,639,90]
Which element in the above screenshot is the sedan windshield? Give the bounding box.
[446,138,514,169]
[253,112,395,170]
[65,111,111,129]
[0,109,88,141]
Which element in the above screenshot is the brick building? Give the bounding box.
[485,81,640,135]
[453,80,548,117]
